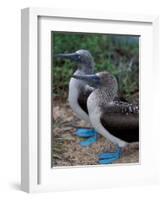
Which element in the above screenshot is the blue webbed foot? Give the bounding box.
[80,134,99,147]
[76,128,97,137]
[75,128,99,147]
[98,146,122,164]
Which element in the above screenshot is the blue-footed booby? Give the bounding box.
[56,50,99,146]
[72,71,139,164]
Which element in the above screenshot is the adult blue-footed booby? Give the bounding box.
[56,50,99,146]
[72,71,139,164]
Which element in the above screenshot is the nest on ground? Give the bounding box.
[52,96,139,167]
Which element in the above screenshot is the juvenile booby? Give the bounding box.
[56,50,99,146]
[72,71,139,164]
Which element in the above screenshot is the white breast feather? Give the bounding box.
[68,78,90,123]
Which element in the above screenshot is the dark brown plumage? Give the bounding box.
[100,101,139,143]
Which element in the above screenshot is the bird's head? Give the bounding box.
[55,49,95,72]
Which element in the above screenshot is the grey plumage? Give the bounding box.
[56,50,95,122]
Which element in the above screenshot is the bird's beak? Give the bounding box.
[72,74,100,87]
[55,52,80,62]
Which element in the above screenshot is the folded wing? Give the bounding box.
[100,101,139,143]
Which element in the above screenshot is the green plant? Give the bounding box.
[52,32,139,100]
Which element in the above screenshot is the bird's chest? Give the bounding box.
[68,78,83,104]
[87,92,101,118]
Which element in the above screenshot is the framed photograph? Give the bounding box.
[21,7,159,193]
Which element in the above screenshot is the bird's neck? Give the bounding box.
[95,87,118,105]
[77,62,95,75]
[72,70,87,89]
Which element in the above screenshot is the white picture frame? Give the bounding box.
[21,7,159,193]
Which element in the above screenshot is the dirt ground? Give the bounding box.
[52,98,139,167]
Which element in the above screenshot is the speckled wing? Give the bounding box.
[100,101,139,143]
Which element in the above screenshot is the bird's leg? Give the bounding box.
[75,128,99,147]
[98,145,122,164]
